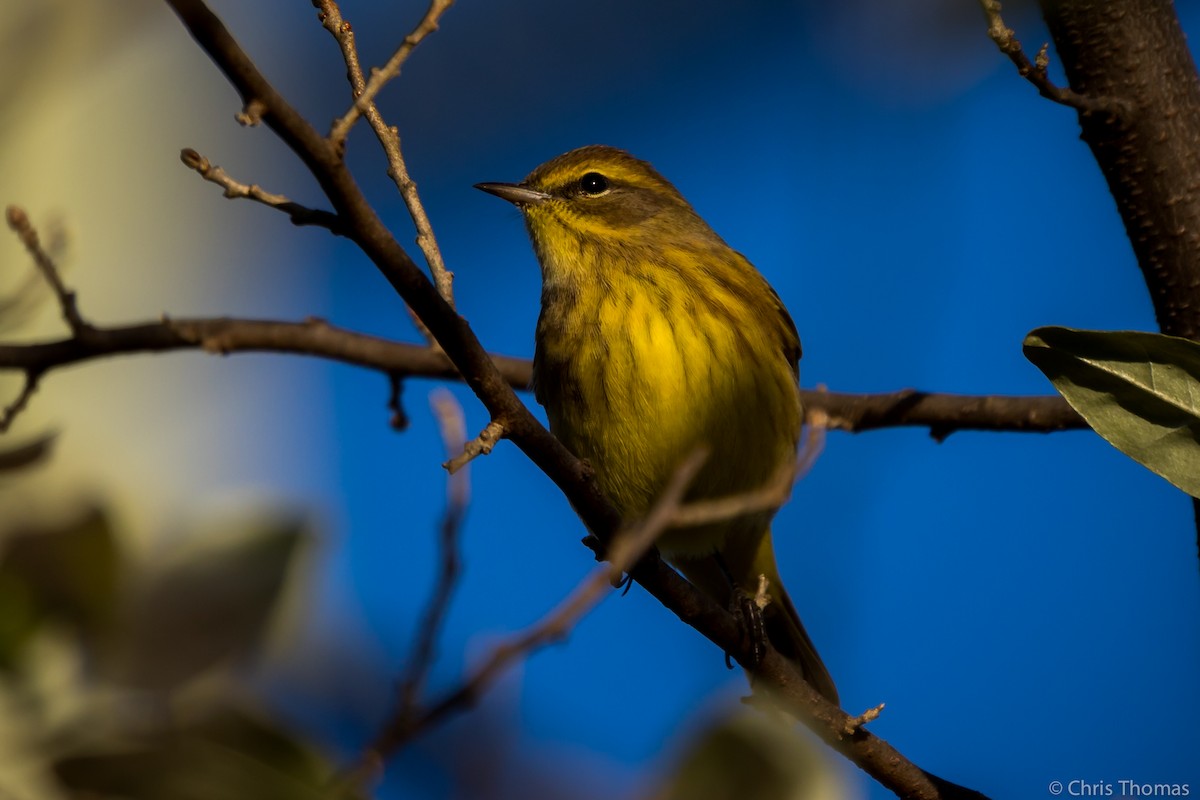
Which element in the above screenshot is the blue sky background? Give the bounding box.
[16,2,1199,799]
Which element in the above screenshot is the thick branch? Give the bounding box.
[1035,0,1200,561]
[1038,0,1200,338]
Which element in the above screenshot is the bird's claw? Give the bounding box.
[725,581,768,668]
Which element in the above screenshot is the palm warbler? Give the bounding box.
[477,145,838,704]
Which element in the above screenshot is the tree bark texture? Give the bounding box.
[1041,0,1200,337]
[1040,0,1200,559]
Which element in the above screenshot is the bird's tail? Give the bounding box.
[756,560,840,706]
[674,530,839,706]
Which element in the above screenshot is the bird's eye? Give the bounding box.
[578,172,609,196]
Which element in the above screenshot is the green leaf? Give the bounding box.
[648,710,845,800]
[53,703,366,800]
[1023,326,1200,497]
[0,506,122,669]
[103,512,307,691]
[0,569,40,669]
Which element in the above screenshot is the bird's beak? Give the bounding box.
[475,182,551,207]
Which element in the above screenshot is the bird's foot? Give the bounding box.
[726,574,771,669]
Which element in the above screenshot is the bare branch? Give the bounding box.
[312,0,366,109]
[804,388,1083,439]
[0,313,1083,439]
[325,0,455,146]
[386,373,410,431]
[0,371,40,434]
[444,418,506,474]
[668,413,825,529]
[352,438,993,800]
[979,0,1127,117]
[394,390,470,719]
[5,206,87,334]
[356,447,709,772]
[179,148,344,233]
[0,314,519,386]
[844,703,886,735]
[315,0,457,308]
[154,5,719,627]
[669,460,794,530]
[385,132,456,309]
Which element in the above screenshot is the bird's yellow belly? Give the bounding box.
[536,292,801,558]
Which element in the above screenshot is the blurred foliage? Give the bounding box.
[0,500,365,800]
[53,704,358,800]
[0,435,57,475]
[643,709,846,800]
[0,493,858,800]
[0,506,118,670]
[1024,326,1200,498]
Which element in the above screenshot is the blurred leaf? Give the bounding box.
[0,432,56,474]
[54,703,365,800]
[1023,326,1200,497]
[0,506,121,668]
[646,710,846,800]
[0,569,39,669]
[105,513,306,691]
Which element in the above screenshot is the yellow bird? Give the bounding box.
[477,145,838,704]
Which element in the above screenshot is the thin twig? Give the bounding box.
[355,447,709,772]
[5,207,87,333]
[386,373,410,431]
[669,461,794,529]
[979,0,1127,117]
[312,0,365,111]
[444,418,506,473]
[325,0,455,146]
[668,412,826,529]
[797,404,828,471]
[845,703,886,735]
[394,390,470,719]
[314,0,457,309]
[0,372,40,433]
[385,134,456,310]
[179,148,345,233]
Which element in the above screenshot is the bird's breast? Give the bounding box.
[534,281,801,551]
